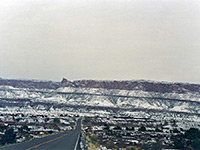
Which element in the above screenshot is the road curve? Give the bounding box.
[0,119,81,150]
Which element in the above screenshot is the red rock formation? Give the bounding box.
[61,78,200,94]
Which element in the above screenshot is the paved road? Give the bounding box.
[0,119,81,150]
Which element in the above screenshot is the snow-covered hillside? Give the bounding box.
[0,84,200,114]
[1,78,200,132]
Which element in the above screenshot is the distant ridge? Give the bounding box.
[61,78,200,94]
[0,78,200,94]
[0,78,60,89]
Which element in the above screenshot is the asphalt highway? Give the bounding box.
[0,119,81,150]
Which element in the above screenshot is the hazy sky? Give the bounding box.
[0,0,200,83]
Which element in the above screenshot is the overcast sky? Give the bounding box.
[0,0,200,83]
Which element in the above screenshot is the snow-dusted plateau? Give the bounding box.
[0,78,200,130]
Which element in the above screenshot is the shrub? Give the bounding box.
[138,126,146,132]
[90,135,98,144]
[1,128,16,144]
[105,141,115,149]
[53,118,60,124]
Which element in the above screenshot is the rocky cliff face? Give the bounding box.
[0,79,60,89]
[61,78,200,94]
[1,78,200,94]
